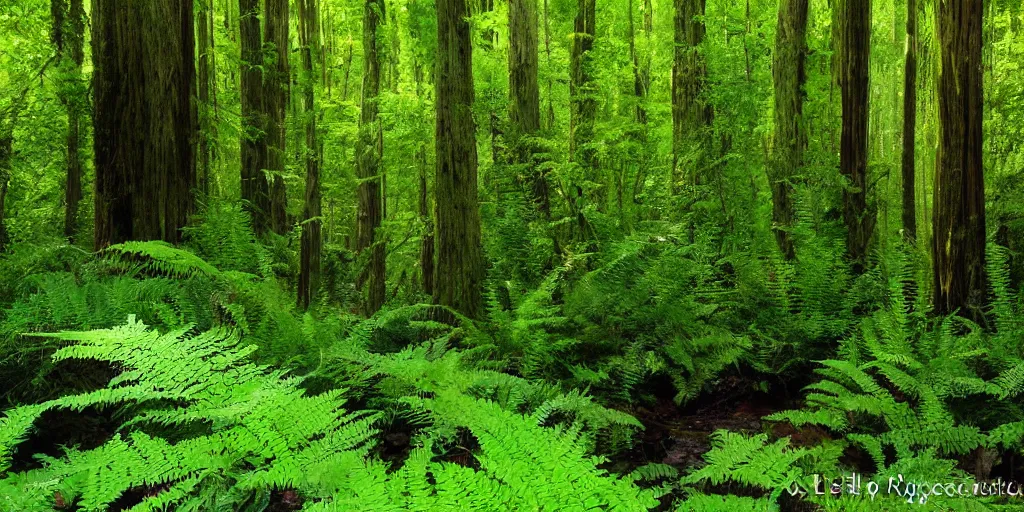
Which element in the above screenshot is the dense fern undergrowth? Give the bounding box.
[0,204,1022,511]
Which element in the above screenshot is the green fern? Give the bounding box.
[0,318,379,510]
[103,241,220,278]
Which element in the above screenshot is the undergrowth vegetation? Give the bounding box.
[0,205,1021,511]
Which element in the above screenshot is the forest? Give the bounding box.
[0,0,1022,508]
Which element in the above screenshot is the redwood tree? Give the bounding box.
[51,0,86,241]
[265,0,290,235]
[767,0,808,260]
[239,0,270,235]
[570,0,599,217]
[91,0,196,249]
[837,0,875,272]
[901,0,917,242]
[297,0,323,310]
[356,0,387,315]
[434,0,484,318]
[509,0,547,215]
[933,0,986,322]
[671,0,710,192]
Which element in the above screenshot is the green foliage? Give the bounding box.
[0,315,663,511]
[680,431,812,500]
[0,318,379,511]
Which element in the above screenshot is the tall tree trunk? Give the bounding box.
[208,2,220,195]
[298,0,323,310]
[239,0,270,235]
[570,0,599,218]
[342,37,354,102]
[768,0,808,260]
[901,0,917,242]
[92,0,197,249]
[356,0,387,315]
[434,0,484,318]
[52,0,86,241]
[198,0,212,198]
[838,0,875,272]
[542,0,555,130]
[265,0,290,234]
[509,0,548,216]
[671,0,710,193]
[628,0,651,125]
[933,0,986,323]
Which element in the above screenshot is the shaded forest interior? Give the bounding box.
[1,0,1024,509]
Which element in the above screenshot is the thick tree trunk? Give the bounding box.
[434,0,484,318]
[901,0,917,242]
[92,0,196,249]
[356,0,387,315]
[570,0,600,216]
[298,0,322,310]
[265,0,290,234]
[509,0,548,217]
[671,0,710,192]
[239,0,270,235]
[767,0,808,260]
[838,0,875,272]
[933,0,986,323]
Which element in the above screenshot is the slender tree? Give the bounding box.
[239,0,271,235]
[628,0,652,125]
[767,0,808,260]
[671,0,710,193]
[51,0,86,241]
[434,0,485,318]
[933,0,986,322]
[570,0,599,218]
[91,0,197,249]
[837,0,875,272]
[265,0,290,234]
[356,0,387,315]
[901,0,917,242]
[198,0,213,198]
[297,0,323,310]
[509,0,547,216]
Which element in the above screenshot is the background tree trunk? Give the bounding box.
[265,0,290,235]
[671,0,710,192]
[298,0,323,310]
[434,0,484,318]
[838,0,875,272]
[198,0,212,199]
[356,0,387,315]
[92,0,196,249]
[570,0,599,219]
[509,0,548,216]
[901,0,917,242]
[933,0,986,323]
[52,0,86,241]
[239,0,270,235]
[767,0,808,260]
